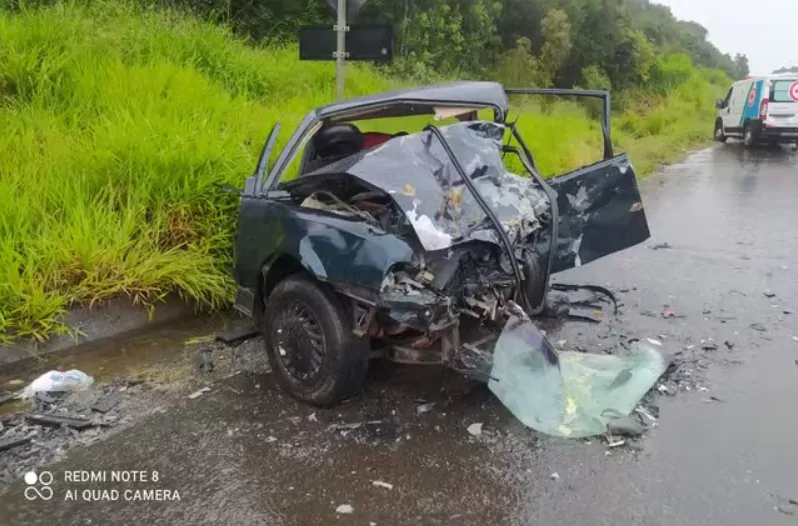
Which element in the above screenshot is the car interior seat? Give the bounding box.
[312,122,364,162]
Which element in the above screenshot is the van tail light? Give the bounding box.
[760,98,769,123]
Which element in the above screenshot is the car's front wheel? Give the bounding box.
[262,275,369,407]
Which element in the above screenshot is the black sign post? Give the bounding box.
[300,0,393,100]
[299,25,393,61]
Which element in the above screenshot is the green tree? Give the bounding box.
[538,9,571,87]
[733,53,750,79]
[494,37,542,87]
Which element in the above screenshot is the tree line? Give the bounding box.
[187,0,750,90]
[4,0,751,90]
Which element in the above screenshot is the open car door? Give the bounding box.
[505,88,650,274]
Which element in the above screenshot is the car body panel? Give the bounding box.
[234,198,415,305]
[544,154,650,274]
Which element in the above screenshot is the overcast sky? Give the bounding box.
[655,0,798,74]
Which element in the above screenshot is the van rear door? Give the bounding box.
[766,79,798,128]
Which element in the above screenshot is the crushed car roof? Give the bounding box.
[314,81,511,121]
[282,121,550,252]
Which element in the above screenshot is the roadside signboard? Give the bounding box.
[299,25,393,62]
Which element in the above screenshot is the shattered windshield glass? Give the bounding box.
[297,121,551,252]
[488,316,672,438]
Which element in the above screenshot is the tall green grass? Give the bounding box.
[0,1,726,342]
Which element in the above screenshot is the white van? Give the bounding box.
[714,74,798,146]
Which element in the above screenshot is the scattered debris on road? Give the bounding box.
[188,387,211,399]
[416,403,435,415]
[327,420,398,443]
[771,493,798,516]
[335,504,354,514]
[26,413,93,430]
[549,472,560,481]
[749,323,767,332]
[487,317,671,438]
[0,436,31,453]
[467,423,483,436]
[20,370,94,400]
[0,376,174,487]
[649,242,671,250]
[195,348,215,374]
[372,480,394,490]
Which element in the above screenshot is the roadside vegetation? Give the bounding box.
[0,0,730,342]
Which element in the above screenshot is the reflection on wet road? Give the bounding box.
[2,144,798,525]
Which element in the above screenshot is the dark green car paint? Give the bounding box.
[233,198,415,314]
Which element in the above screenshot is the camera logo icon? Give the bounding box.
[24,471,54,501]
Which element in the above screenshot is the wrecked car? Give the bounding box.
[230,82,650,407]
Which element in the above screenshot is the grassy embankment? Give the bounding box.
[0,1,728,343]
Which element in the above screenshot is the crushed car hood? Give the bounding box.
[295,121,551,252]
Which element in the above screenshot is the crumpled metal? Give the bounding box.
[303,121,550,252]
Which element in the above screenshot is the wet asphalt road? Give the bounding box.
[2,144,798,525]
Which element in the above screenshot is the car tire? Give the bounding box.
[743,122,756,147]
[714,120,727,143]
[262,274,369,407]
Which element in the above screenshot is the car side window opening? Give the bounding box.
[720,87,733,108]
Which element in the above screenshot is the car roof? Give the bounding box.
[314,81,510,121]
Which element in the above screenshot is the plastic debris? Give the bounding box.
[763,291,776,298]
[649,242,671,250]
[336,504,354,514]
[26,413,93,430]
[216,325,260,347]
[0,436,31,452]
[416,403,435,415]
[750,323,767,332]
[372,480,394,490]
[647,338,663,346]
[549,472,560,481]
[308,413,318,422]
[605,414,645,436]
[467,423,483,436]
[20,370,94,400]
[92,394,121,413]
[635,406,657,422]
[188,387,211,399]
[607,439,626,448]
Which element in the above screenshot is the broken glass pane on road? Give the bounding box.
[488,316,671,438]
